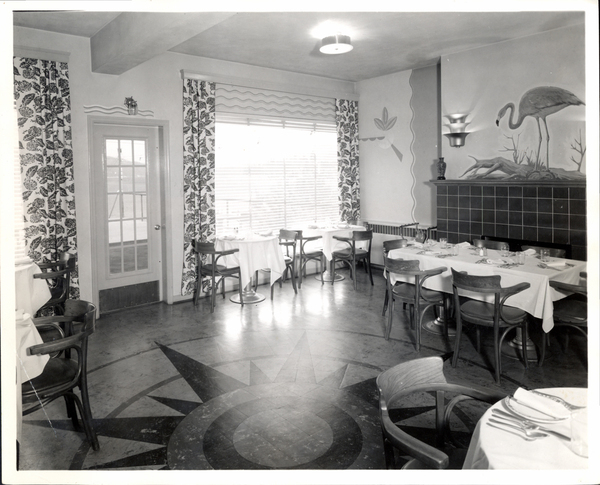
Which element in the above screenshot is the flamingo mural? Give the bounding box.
[495,86,585,170]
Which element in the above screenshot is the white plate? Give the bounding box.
[502,396,569,423]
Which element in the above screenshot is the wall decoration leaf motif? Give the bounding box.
[373,107,397,131]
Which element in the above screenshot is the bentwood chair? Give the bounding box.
[451,268,531,383]
[34,253,77,316]
[331,230,374,290]
[382,239,408,316]
[521,245,567,259]
[271,229,299,299]
[542,272,587,364]
[376,356,505,469]
[295,230,324,287]
[22,300,100,451]
[384,257,449,350]
[192,240,243,312]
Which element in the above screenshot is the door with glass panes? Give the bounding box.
[92,123,162,312]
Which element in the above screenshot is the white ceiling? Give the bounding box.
[13,10,585,81]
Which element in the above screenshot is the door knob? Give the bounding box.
[154,225,161,230]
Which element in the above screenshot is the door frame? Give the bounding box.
[87,116,172,310]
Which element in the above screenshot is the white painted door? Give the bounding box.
[92,123,162,298]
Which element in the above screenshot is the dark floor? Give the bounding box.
[19,266,588,476]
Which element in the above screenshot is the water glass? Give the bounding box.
[540,248,550,262]
[479,247,488,257]
[569,408,588,457]
[439,237,447,249]
[500,243,510,257]
[452,244,460,256]
[516,251,526,265]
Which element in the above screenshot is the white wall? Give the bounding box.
[13,26,357,304]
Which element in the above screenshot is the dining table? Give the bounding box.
[302,223,367,281]
[215,234,286,303]
[462,387,588,469]
[387,241,587,336]
[14,261,52,443]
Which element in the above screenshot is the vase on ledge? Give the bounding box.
[437,157,446,180]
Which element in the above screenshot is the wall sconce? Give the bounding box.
[444,113,470,147]
[124,97,138,116]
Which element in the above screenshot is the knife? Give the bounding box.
[491,409,571,441]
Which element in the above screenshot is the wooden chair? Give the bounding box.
[271,229,299,299]
[192,240,243,312]
[22,300,99,451]
[331,230,374,290]
[542,272,587,364]
[33,253,77,316]
[521,245,567,258]
[451,268,531,383]
[472,238,506,251]
[382,239,408,316]
[384,257,449,349]
[295,230,324,287]
[376,356,506,469]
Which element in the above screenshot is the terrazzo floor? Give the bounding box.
[17,266,588,480]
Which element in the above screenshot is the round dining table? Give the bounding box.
[462,387,588,469]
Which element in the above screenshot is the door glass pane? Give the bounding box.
[107,167,120,192]
[109,247,122,274]
[108,221,121,244]
[122,194,134,219]
[135,167,146,192]
[134,140,146,165]
[106,139,119,163]
[123,246,135,272]
[135,194,147,219]
[122,220,135,243]
[121,167,133,192]
[135,219,148,242]
[137,244,149,270]
[107,194,120,220]
[120,140,133,163]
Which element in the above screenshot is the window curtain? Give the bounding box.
[335,99,360,222]
[13,57,79,299]
[181,79,216,296]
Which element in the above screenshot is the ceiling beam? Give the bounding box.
[91,12,236,75]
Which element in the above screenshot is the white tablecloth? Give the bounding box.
[387,244,586,332]
[463,388,588,469]
[302,224,366,261]
[15,262,52,316]
[215,235,286,289]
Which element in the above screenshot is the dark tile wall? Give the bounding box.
[435,181,587,261]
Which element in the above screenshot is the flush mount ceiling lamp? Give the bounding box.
[320,34,353,54]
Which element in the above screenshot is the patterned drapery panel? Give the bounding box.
[335,99,360,222]
[181,79,216,296]
[13,57,79,299]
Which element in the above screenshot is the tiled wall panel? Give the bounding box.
[434,181,587,261]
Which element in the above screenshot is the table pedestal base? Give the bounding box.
[423,305,456,337]
[316,270,344,282]
[501,328,538,362]
[230,283,265,304]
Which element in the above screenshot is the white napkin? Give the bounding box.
[524,248,537,255]
[545,260,566,268]
[457,242,471,248]
[513,388,571,419]
[411,242,424,248]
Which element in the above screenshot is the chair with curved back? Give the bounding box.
[542,272,587,364]
[331,230,374,290]
[192,240,243,313]
[382,239,408,316]
[521,245,567,258]
[295,230,324,288]
[376,356,506,469]
[33,252,77,316]
[451,268,531,383]
[384,257,449,349]
[22,299,99,451]
[271,229,299,299]
[472,239,506,251]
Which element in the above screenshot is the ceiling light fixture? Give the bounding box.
[319,34,353,54]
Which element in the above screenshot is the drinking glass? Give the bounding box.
[439,237,447,249]
[540,249,550,262]
[479,247,488,257]
[516,251,525,265]
[500,243,510,257]
[452,244,460,256]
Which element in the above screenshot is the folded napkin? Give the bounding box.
[523,248,537,255]
[513,388,571,419]
[544,260,566,268]
[457,242,471,248]
[410,242,424,248]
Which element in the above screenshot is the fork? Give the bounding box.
[491,410,571,440]
[531,390,585,411]
[487,418,546,440]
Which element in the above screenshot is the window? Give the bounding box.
[215,116,338,235]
